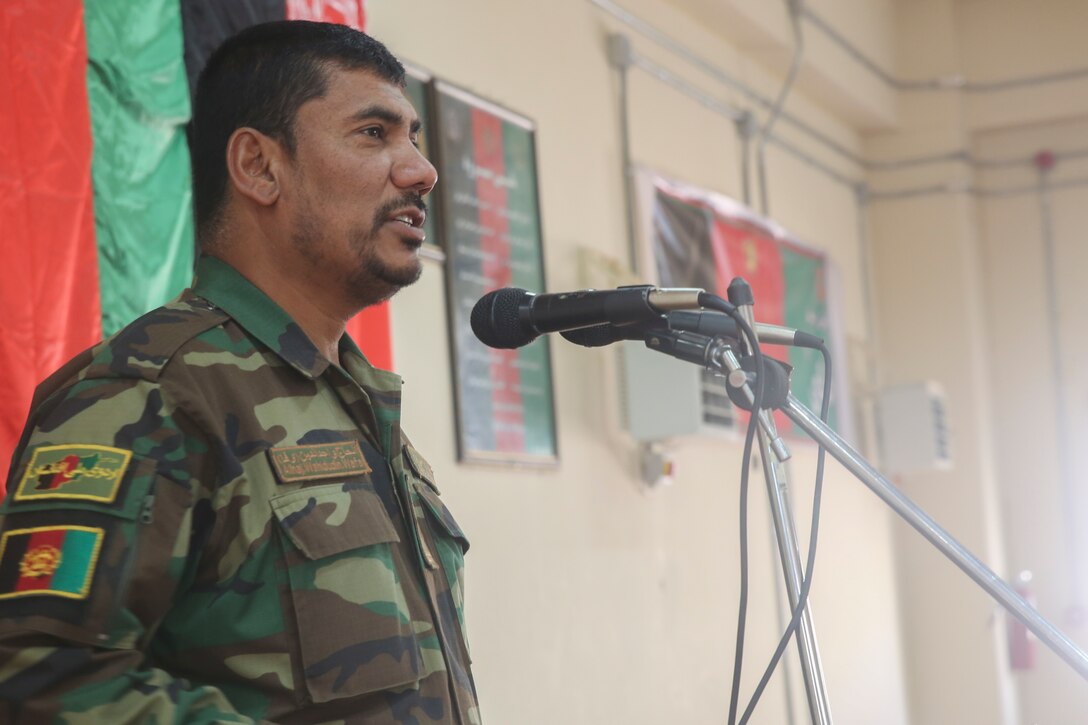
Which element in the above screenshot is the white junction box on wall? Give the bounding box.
[618,341,735,441]
[875,381,952,475]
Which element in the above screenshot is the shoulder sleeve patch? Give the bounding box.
[14,445,132,504]
[0,525,104,600]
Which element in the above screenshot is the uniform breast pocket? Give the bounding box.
[416,483,471,637]
[270,483,424,703]
[403,445,471,635]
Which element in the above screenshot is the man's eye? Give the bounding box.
[361,126,384,139]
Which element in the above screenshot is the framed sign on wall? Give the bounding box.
[431,80,557,465]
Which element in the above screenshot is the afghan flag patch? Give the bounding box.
[15,445,132,504]
[0,526,104,600]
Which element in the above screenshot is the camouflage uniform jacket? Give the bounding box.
[0,256,480,724]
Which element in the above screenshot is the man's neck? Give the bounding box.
[208,250,347,366]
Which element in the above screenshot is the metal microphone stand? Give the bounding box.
[719,351,831,724]
[724,278,834,725]
[708,346,1088,723]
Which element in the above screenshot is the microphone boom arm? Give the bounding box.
[779,392,1088,681]
[690,335,1088,683]
[632,326,1088,706]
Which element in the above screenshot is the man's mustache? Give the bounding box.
[374,194,427,222]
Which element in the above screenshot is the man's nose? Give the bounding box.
[394,144,438,196]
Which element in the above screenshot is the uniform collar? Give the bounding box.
[192,255,334,379]
[192,255,405,453]
[191,256,404,400]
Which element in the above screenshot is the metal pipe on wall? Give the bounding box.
[1034,155,1084,614]
[616,43,857,191]
[802,5,1088,94]
[590,0,1088,174]
[589,0,866,170]
[738,112,755,206]
[607,33,640,273]
[853,184,883,455]
[755,0,805,216]
[868,176,1088,201]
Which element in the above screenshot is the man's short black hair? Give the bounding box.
[192,21,406,246]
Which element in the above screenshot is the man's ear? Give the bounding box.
[226,127,284,207]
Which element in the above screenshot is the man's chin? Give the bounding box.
[378,259,423,288]
[349,259,422,306]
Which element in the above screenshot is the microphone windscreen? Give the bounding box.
[470,287,535,349]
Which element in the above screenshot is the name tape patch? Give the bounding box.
[15,445,133,504]
[268,441,372,484]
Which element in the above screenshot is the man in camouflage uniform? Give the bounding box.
[0,21,479,724]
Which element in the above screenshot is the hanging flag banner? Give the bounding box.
[638,169,852,439]
[286,0,365,27]
[0,0,101,478]
[87,0,195,337]
[2,0,375,490]
[181,1,287,100]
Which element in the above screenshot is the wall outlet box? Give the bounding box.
[875,381,952,474]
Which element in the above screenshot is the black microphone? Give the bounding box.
[471,286,704,349]
[561,311,824,349]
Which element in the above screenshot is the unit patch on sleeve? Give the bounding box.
[15,445,133,503]
[268,441,372,484]
[0,526,104,600]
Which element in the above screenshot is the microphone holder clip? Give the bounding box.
[723,354,793,413]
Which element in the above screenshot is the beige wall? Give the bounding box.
[874,1,1088,722]
[972,101,1088,725]
[369,0,1088,722]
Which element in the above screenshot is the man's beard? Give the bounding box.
[350,238,423,303]
[291,193,425,308]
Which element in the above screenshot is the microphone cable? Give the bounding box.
[695,293,764,725]
[738,341,833,725]
[549,288,828,722]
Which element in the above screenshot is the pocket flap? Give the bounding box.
[413,484,469,553]
[270,484,399,560]
[403,444,439,493]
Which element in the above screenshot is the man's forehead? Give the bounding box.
[319,66,415,117]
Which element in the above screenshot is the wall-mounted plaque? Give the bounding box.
[431,80,557,465]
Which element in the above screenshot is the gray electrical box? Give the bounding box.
[875,381,952,474]
[618,341,736,441]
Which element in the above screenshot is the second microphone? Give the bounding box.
[470,286,705,349]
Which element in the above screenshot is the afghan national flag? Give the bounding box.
[0,525,104,600]
[1,1,383,483]
[651,180,835,436]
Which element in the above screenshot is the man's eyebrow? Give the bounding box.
[347,104,420,131]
